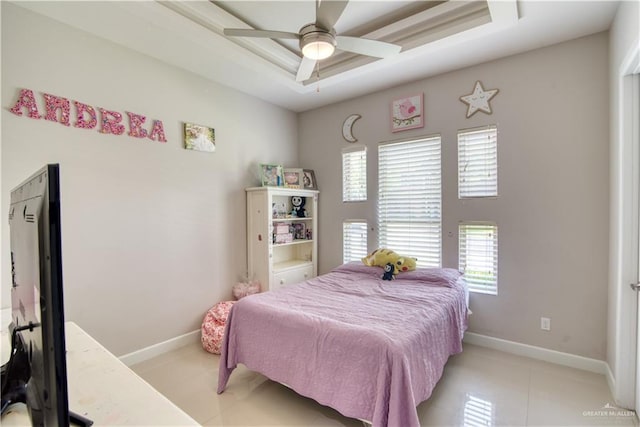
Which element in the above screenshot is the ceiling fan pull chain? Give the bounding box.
[316,61,321,93]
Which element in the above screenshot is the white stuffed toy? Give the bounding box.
[232,280,261,300]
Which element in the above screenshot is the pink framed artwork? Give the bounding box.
[391,93,424,132]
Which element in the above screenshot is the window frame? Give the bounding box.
[377,135,442,268]
[342,220,368,264]
[342,145,367,202]
[458,221,498,295]
[458,125,498,199]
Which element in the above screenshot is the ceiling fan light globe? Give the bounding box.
[302,41,335,60]
[299,27,337,60]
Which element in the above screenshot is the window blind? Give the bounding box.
[342,146,367,202]
[459,222,498,295]
[343,220,368,263]
[378,137,441,268]
[458,126,498,198]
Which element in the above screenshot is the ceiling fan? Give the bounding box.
[223,0,402,82]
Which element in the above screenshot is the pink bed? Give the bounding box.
[217,262,469,427]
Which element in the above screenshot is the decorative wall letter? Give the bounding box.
[74,101,97,129]
[9,88,170,144]
[126,112,148,138]
[9,88,42,119]
[99,108,125,135]
[43,93,71,126]
[148,120,167,143]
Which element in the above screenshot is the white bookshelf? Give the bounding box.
[246,187,318,291]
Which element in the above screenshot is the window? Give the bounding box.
[458,125,498,198]
[342,146,367,202]
[459,222,498,295]
[343,221,368,263]
[378,136,441,267]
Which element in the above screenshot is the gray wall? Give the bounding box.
[299,32,609,360]
[1,3,298,356]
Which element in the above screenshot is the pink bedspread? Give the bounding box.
[217,262,468,427]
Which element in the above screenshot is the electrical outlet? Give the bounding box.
[541,317,551,331]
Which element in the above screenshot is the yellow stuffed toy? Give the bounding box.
[361,248,417,274]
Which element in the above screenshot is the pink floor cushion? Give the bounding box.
[202,301,236,354]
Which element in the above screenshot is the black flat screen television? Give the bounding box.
[1,164,91,426]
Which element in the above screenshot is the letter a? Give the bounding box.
[148,120,167,143]
[9,88,41,119]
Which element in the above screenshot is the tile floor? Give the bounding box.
[131,342,638,426]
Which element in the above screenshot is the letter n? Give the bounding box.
[43,93,71,126]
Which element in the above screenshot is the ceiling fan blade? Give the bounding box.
[296,56,317,82]
[336,36,402,58]
[316,0,349,31]
[224,28,300,40]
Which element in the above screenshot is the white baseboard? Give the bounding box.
[463,332,609,375]
[606,362,616,400]
[2,306,201,368]
[119,329,200,367]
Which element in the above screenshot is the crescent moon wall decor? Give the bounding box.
[342,114,361,142]
[460,81,499,118]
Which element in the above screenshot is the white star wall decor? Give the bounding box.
[460,81,499,118]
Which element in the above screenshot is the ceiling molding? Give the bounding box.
[197,0,499,85]
[9,0,618,113]
[159,1,300,75]
[308,1,494,84]
[487,0,519,26]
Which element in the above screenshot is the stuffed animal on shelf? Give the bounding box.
[291,196,306,218]
[382,263,395,281]
[362,248,417,275]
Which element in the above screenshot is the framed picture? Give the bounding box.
[272,203,287,219]
[184,122,215,152]
[261,164,283,187]
[283,168,303,189]
[391,93,424,132]
[292,223,306,240]
[302,169,317,190]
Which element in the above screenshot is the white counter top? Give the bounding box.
[1,321,199,426]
